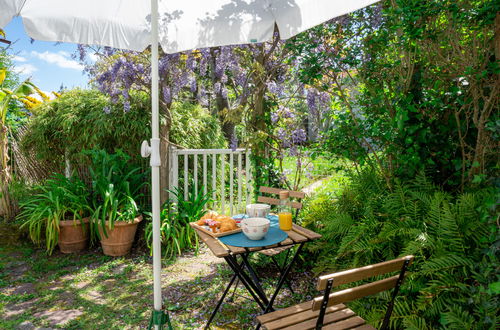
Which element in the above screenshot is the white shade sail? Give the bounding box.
[1,0,379,53]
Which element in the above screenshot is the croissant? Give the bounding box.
[220,218,237,230]
[219,223,234,232]
[201,211,218,220]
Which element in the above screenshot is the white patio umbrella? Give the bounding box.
[0,0,379,328]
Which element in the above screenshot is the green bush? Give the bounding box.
[300,170,499,329]
[21,89,226,168]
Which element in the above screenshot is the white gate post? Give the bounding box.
[169,146,179,203]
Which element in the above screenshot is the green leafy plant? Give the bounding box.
[20,90,226,170]
[87,149,147,238]
[301,169,499,329]
[289,0,500,190]
[18,173,91,254]
[145,187,212,259]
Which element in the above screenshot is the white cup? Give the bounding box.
[246,204,270,218]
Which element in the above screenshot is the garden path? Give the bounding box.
[302,177,330,195]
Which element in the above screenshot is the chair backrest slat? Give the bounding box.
[257,196,303,209]
[312,275,401,311]
[317,256,414,290]
[259,186,305,199]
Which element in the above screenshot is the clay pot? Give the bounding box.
[98,215,142,256]
[59,218,90,253]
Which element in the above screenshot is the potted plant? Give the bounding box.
[88,149,146,256]
[19,174,91,254]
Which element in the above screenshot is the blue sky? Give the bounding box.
[3,17,90,92]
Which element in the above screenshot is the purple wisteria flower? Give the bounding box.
[190,79,197,93]
[292,128,307,144]
[123,101,131,113]
[230,133,238,151]
[277,128,290,148]
[282,108,295,119]
[307,89,317,112]
[271,112,279,124]
[103,106,111,114]
[221,86,228,99]
[214,82,222,94]
[162,87,171,104]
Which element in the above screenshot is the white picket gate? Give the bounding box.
[168,147,252,215]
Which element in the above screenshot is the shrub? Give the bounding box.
[300,170,499,329]
[21,89,226,168]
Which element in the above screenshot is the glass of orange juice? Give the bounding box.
[278,191,293,231]
[278,212,293,231]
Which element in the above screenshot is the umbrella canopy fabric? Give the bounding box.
[1,0,379,53]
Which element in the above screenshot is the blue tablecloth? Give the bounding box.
[220,214,287,248]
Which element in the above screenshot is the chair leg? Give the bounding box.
[380,259,410,330]
[316,278,333,329]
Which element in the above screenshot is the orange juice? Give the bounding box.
[278,212,293,231]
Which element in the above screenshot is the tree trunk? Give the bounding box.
[248,45,272,189]
[215,94,234,141]
[209,47,234,142]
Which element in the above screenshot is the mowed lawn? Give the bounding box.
[0,239,316,329]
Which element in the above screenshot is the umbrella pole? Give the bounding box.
[148,0,170,329]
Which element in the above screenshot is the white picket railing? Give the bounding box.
[169,147,252,215]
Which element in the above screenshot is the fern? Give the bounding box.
[442,306,475,329]
[420,255,474,274]
[303,169,499,329]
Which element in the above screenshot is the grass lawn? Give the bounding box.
[0,239,317,329]
[279,155,344,190]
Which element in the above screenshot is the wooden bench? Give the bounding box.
[256,255,414,330]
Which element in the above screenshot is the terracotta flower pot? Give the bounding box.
[98,215,142,256]
[59,218,90,253]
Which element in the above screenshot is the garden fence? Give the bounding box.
[169,147,252,215]
[8,127,57,184]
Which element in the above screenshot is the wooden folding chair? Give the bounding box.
[258,186,305,293]
[257,186,305,256]
[257,186,305,219]
[256,255,414,330]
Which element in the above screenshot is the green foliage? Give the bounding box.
[0,47,22,128]
[18,174,91,254]
[301,170,499,328]
[170,102,226,150]
[87,149,146,238]
[289,0,500,189]
[145,187,212,259]
[21,89,226,169]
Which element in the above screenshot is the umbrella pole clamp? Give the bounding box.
[148,308,172,330]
